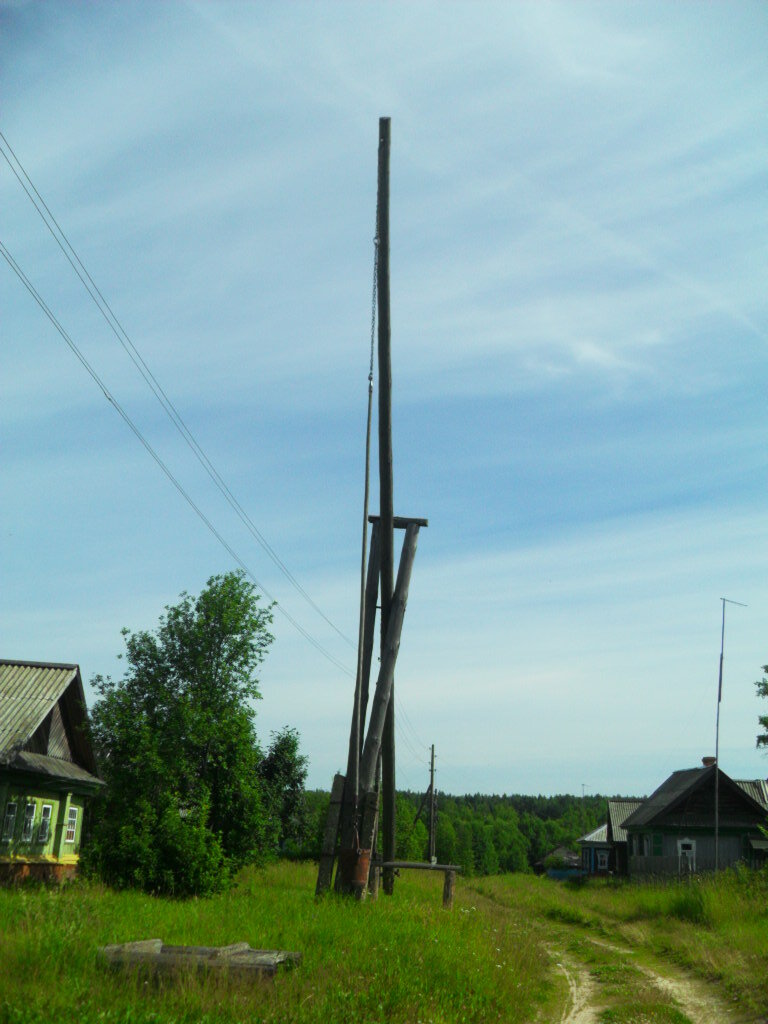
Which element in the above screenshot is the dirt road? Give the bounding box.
[554,937,749,1024]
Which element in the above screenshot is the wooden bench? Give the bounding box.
[378,860,461,908]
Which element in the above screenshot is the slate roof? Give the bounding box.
[0,660,80,756]
[734,778,768,810]
[0,659,101,785]
[579,823,608,844]
[7,750,104,787]
[607,800,643,843]
[622,766,767,830]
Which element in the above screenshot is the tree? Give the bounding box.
[258,727,309,857]
[757,667,768,749]
[83,572,275,895]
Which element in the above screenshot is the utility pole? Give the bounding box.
[428,744,436,863]
[376,115,396,896]
[715,597,746,871]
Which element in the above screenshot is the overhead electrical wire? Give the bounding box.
[0,131,355,651]
[0,239,353,679]
[2,132,433,754]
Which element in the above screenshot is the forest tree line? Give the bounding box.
[296,789,634,876]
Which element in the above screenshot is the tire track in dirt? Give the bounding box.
[553,937,750,1024]
[553,955,599,1024]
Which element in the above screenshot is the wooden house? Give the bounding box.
[0,659,104,882]
[578,800,642,876]
[622,764,768,876]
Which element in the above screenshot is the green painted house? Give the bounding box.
[0,659,104,882]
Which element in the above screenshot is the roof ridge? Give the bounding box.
[0,658,80,670]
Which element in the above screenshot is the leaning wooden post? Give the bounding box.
[376,115,396,895]
[359,523,419,793]
[357,522,381,744]
[337,525,381,892]
[315,773,345,897]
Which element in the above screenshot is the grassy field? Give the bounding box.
[0,863,766,1024]
[470,867,768,1022]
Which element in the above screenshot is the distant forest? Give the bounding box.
[297,790,640,876]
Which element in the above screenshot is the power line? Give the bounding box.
[0,240,354,679]
[396,694,429,752]
[0,131,355,650]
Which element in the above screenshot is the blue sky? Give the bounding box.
[2,0,767,797]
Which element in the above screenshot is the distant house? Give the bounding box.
[0,660,104,882]
[579,800,642,876]
[578,822,610,875]
[533,844,581,878]
[622,764,768,876]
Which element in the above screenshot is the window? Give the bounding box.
[21,803,36,842]
[677,838,696,873]
[2,802,17,842]
[652,833,663,856]
[597,850,609,871]
[64,806,78,843]
[38,804,53,844]
[642,834,651,857]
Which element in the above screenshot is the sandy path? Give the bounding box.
[553,937,749,1024]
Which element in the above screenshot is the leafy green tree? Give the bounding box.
[757,667,768,749]
[258,727,309,856]
[455,820,474,877]
[435,814,457,864]
[395,793,429,860]
[84,572,275,895]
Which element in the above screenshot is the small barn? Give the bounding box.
[623,764,768,876]
[0,659,104,882]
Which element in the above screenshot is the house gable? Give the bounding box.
[624,766,766,833]
[0,660,98,778]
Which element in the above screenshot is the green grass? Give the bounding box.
[2,863,766,1023]
[0,863,551,1024]
[472,868,768,1020]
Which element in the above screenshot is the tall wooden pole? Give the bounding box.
[376,115,397,894]
[428,743,436,863]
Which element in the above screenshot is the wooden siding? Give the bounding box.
[630,833,745,875]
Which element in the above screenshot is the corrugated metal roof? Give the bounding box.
[0,660,79,757]
[578,823,608,844]
[735,778,768,810]
[607,800,644,842]
[9,750,104,787]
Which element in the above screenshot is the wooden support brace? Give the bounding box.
[442,870,456,910]
[315,773,345,897]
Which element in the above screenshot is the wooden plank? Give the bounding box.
[379,861,461,872]
[368,515,429,529]
[99,941,301,980]
[315,773,345,897]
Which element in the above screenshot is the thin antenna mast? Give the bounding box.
[715,597,746,871]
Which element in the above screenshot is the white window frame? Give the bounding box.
[21,802,36,842]
[2,802,17,842]
[677,837,696,873]
[597,850,609,871]
[64,806,78,843]
[38,804,53,844]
